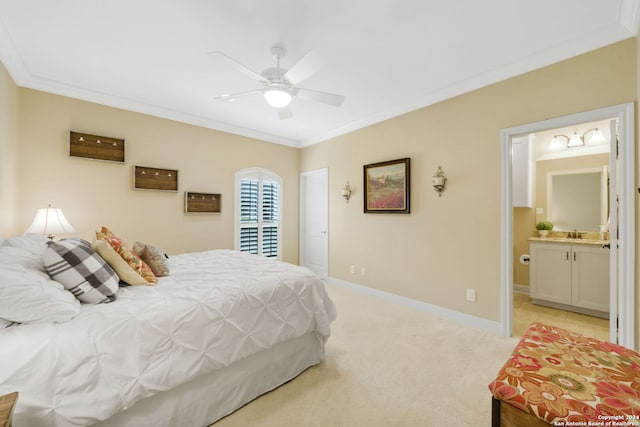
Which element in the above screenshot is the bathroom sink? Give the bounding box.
[540,237,607,245]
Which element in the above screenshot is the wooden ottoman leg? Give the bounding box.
[492,397,501,427]
[492,396,550,426]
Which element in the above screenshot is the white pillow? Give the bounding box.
[0,234,49,275]
[3,234,49,252]
[0,246,48,277]
[0,264,80,323]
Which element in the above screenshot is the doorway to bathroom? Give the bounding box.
[500,103,635,348]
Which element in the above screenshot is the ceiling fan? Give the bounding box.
[211,46,346,120]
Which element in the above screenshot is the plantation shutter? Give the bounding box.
[239,179,259,254]
[262,180,279,258]
[237,172,281,258]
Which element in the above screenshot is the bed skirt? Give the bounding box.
[95,332,325,426]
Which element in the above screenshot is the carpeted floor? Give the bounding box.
[213,281,519,426]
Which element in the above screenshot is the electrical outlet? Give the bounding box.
[360,267,366,276]
[466,289,476,302]
[349,265,355,274]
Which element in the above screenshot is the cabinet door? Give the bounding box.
[512,136,532,207]
[571,246,610,312]
[530,243,571,304]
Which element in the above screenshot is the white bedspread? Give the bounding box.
[0,250,337,427]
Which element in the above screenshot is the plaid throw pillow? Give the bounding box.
[43,238,119,304]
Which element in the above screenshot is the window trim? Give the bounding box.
[234,167,283,259]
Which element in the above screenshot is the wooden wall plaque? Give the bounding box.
[70,131,125,162]
[185,192,221,213]
[134,166,178,191]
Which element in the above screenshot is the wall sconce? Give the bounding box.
[549,128,605,150]
[342,181,352,203]
[432,166,447,197]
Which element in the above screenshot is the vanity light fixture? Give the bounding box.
[341,181,352,203]
[549,128,605,150]
[432,166,447,197]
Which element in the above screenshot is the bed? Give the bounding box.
[0,233,337,427]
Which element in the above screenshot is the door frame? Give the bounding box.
[500,102,635,348]
[299,168,329,279]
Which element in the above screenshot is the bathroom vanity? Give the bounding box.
[529,237,609,318]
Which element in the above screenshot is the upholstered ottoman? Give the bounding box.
[489,322,640,426]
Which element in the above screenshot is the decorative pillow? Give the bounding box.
[96,227,157,284]
[132,241,169,277]
[43,238,119,303]
[0,263,80,323]
[91,239,148,285]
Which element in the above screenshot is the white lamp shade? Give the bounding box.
[567,133,584,148]
[25,207,77,238]
[549,136,564,151]
[263,87,292,108]
[588,129,606,144]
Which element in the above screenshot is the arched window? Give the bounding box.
[235,168,282,259]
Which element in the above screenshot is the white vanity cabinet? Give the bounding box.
[529,241,609,316]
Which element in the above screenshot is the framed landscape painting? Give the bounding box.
[363,157,410,214]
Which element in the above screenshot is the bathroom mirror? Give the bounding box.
[547,166,608,231]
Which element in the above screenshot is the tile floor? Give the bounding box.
[513,292,610,341]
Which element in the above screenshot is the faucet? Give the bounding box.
[568,229,581,239]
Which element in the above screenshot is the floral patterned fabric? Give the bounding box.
[96,226,157,284]
[489,322,640,425]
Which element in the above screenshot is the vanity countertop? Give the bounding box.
[528,237,610,246]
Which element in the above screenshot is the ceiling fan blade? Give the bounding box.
[209,51,266,82]
[214,89,261,102]
[283,51,323,84]
[296,88,345,107]
[277,106,293,120]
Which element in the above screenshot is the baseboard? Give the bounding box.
[513,284,529,295]
[327,277,502,335]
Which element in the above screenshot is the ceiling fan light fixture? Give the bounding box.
[263,86,292,108]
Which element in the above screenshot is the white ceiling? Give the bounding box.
[0,1,638,148]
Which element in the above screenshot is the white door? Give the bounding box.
[300,169,328,279]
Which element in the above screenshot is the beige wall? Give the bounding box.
[514,153,609,287]
[300,38,637,323]
[0,37,637,328]
[13,89,300,261]
[0,61,20,237]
